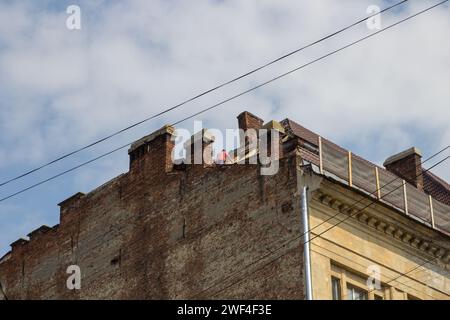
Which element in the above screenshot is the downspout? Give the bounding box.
[301,186,313,300]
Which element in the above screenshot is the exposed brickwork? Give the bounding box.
[1,112,448,300]
[237,111,264,150]
[0,120,304,299]
[384,151,424,191]
[237,111,264,132]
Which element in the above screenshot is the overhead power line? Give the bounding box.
[311,243,446,300]
[0,0,409,188]
[190,148,450,298]
[30,144,450,297]
[41,146,450,295]
[0,0,443,203]
[299,146,450,258]
[309,158,450,244]
[366,256,441,297]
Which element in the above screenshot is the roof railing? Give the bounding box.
[317,137,449,234]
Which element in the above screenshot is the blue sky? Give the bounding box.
[0,0,449,257]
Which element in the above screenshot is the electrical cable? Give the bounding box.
[0,0,409,188]
[1,0,444,203]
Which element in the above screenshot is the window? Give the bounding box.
[331,264,386,300]
[347,284,368,300]
[331,277,341,300]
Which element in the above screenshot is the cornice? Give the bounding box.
[311,188,450,266]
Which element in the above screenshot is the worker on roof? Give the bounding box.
[216,149,231,165]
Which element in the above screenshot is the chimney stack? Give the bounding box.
[237,111,264,147]
[261,120,285,158]
[128,125,176,175]
[183,129,215,165]
[383,147,423,190]
[237,111,264,131]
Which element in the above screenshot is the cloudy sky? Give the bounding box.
[0,0,449,257]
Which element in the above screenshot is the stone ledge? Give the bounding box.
[313,189,449,263]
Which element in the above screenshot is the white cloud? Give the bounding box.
[0,0,449,254]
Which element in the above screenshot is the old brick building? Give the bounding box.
[0,111,449,299]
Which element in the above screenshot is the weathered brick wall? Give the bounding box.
[0,134,304,299]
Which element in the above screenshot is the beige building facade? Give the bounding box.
[306,174,449,300]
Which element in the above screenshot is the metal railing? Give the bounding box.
[317,137,449,234]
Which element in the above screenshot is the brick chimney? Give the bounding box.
[383,147,423,190]
[128,125,176,174]
[183,129,215,165]
[261,120,286,158]
[237,111,264,147]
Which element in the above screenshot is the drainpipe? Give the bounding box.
[301,186,313,300]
